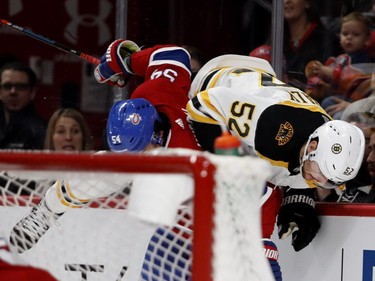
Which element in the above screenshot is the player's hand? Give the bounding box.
[94,39,140,87]
[277,187,320,252]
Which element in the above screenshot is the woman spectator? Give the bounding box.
[283,0,340,89]
[44,108,93,151]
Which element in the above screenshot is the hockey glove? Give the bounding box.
[94,39,140,87]
[277,187,320,252]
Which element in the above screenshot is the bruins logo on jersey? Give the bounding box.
[275,122,294,146]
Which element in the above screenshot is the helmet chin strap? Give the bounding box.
[300,141,310,174]
[301,140,316,164]
[163,129,172,148]
[300,141,321,188]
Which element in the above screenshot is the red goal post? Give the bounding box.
[0,148,274,281]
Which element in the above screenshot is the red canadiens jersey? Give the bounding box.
[129,45,201,151]
[261,185,283,238]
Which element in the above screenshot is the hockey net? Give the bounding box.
[0,148,274,281]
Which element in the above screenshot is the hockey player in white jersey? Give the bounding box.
[187,55,364,189]
[186,55,365,253]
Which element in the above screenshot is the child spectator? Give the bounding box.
[305,11,373,116]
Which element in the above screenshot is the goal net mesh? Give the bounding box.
[0,148,274,281]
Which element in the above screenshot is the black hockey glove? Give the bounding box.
[277,188,320,252]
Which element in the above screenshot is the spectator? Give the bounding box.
[0,62,48,196]
[283,0,340,90]
[341,93,375,121]
[316,83,374,121]
[0,61,46,149]
[44,108,93,151]
[305,11,373,115]
[0,108,93,199]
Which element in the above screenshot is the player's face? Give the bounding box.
[0,70,35,112]
[301,139,342,189]
[52,116,84,151]
[144,131,164,151]
[302,160,329,188]
[367,132,375,179]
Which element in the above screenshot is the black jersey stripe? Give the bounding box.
[191,96,216,119]
[200,69,220,92]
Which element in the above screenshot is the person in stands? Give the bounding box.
[0,61,46,149]
[305,11,373,116]
[283,0,340,89]
[44,108,93,152]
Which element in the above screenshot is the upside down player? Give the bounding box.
[9,42,201,248]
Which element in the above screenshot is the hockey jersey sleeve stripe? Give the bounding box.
[198,90,228,123]
[260,186,274,207]
[200,69,220,92]
[149,47,191,74]
[187,97,221,125]
[256,151,289,168]
[279,100,332,117]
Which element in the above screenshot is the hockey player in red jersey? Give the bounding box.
[95,40,201,151]
[95,42,283,271]
[10,42,201,255]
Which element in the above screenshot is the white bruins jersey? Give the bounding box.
[186,55,332,188]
